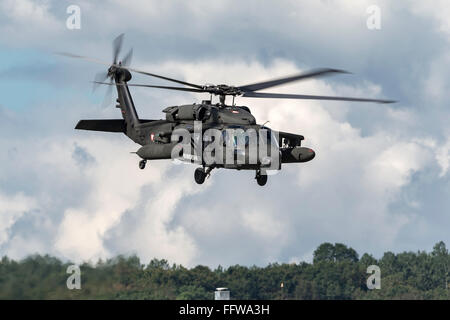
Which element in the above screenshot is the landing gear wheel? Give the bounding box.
[194,167,206,184]
[139,160,146,170]
[256,171,268,186]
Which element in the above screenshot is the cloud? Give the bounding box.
[52,136,172,262]
[103,167,205,266]
[410,0,450,39]
[1,1,450,267]
[0,56,446,267]
[0,0,61,45]
[0,193,36,246]
[436,138,450,177]
[126,58,440,266]
[423,53,450,103]
[1,0,52,23]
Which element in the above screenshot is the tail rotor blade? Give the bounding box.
[112,33,124,64]
[93,71,109,91]
[101,81,114,109]
[122,48,133,67]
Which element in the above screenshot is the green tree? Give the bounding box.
[177,285,211,300]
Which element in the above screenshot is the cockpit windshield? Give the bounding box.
[222,126,279,149]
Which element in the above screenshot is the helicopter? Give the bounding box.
[59,34,395,186]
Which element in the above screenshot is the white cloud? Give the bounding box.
[0,0,61,44]
[0,56,442,266]
[242,209,287,240]
[127,58,438,264]
[423,53,450,102]
[410,0,450,39]
[104,169,203,266]
[0,193,36,246]
[0,133,201,265]
[436,138,450,177]
[1,0,51,22]
[52,136,171,262]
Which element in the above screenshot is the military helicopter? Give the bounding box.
[59,34,395,186]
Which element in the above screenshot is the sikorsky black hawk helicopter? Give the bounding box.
[59,34,395,186]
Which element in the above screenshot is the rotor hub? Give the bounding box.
[202,84,242,97]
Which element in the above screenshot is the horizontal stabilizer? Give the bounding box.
[75,119,126,133]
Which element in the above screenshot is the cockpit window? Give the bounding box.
[222,126,278,149]
[260,126,279,148]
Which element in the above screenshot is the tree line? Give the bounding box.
[0,242,448,299]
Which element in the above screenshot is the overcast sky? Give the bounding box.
[1,0,450,267]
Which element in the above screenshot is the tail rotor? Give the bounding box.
[89,33,133,108]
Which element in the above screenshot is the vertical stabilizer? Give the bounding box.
[114,68,140,142]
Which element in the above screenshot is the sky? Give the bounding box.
[1,0,450,267]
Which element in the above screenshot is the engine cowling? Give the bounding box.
[163,105,209,121]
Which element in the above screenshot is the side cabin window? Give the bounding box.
[222,127,249,149]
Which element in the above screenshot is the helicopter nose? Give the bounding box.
[292,147,315,162]
[303,148,315,162]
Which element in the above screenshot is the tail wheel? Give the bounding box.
[256,172,268,186]
[139,160,146,170]
[194,167,206,184]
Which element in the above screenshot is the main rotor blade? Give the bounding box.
[242,91,396,104]
[56,52,204,89]
[55,52,112,67]
[126,66,204,89]
[93,82,206,93]
[112,33,124,64]
[238,68,350,92]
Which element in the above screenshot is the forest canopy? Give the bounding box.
[0,242,448,300]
